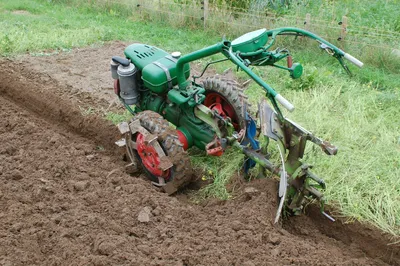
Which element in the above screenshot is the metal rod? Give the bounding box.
[176,41,230,89]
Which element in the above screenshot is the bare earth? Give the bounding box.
[0,43,399,266]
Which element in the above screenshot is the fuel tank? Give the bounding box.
[124,43,190,94]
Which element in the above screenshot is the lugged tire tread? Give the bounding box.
[131,111,193,194]
[203,75,249,130]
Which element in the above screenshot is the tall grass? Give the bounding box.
[241,61,400,235]
[34,0,400,76]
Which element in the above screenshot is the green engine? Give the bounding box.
[124,44,190,94]
[111,43,219,150]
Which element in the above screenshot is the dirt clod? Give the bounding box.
[244,186,259,194]
[266,232,281,245]
[97,241,117,256]
[10,170,24,180]
[137,206,152,223]
[73,181,89,191]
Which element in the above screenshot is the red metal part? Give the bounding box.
[204,92,240,130]
[176,130,189,150]
[114,79,120,95]
[136,133,170,178]
[287,55,293,68]
[205,138,224,156]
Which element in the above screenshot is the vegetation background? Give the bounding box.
[0,0,399,237]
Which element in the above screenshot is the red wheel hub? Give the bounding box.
[204,92,240,131]
[136,133,170,178]
[176,130,189,150]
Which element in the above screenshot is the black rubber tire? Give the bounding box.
[202,75,249,132]
[127,110,193,194]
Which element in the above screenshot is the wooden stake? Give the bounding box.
[202,0,209,29]
[340,15,348,41]
[301,13,311,41]
[137,0,143,17]
[304,13,311,31]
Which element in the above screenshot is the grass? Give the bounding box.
[0,0,399,237]
[105,110,133,125]
[190,147,246,200]
[0,0,218,56]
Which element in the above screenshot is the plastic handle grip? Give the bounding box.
[275,94,295,112]
[344,53,364,68]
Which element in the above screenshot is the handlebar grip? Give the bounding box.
[275,94,295,112]
[343,53,364,68]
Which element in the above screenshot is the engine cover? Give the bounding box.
[124,44,190,94]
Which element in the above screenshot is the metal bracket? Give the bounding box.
[152,177,166,187]
[153,61,173,89]
[205,137,224,156]
[259,99,285,144]
[129,119,158,144]
[259,99,338,156]
[194,104,224,138]
[118,121,130,134]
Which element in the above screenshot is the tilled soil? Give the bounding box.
[0,43,399,266]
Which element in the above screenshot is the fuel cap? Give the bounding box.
[171,51,181,59]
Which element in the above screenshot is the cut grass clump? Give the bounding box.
[105,110,133,125]
[190,147,245,201]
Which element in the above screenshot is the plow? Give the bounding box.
[110,27,363,223]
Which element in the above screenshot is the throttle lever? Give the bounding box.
[319,43,334,55]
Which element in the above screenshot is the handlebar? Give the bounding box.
[176,27,363,116]
[275,94,295,112]
[268,28,364,69]
[343,53,364,68]
[225,47,295,113]
[226,28,365,114]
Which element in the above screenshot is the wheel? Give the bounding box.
[125,111,193,194]
[202,75,249,132]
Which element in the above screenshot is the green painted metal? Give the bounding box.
[142,56,190,94]
[124,44,168,70]
[194,105,223,138]
[290,63,303,79]
[139,92,215,150]
[177,126,194,147]
[167,84,205,106]
[231,28,268,53]
[139,92,165,113]
[264,27,345,55]
[172,110,215,150]
[125,43,191,94]
[224,48,278,99]
[176,42,230,89]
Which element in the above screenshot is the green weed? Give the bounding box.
[105,110,133,125]
[190,147,245,200]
